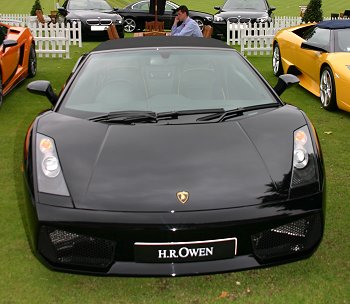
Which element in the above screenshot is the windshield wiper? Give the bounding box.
[157,108,225,119]
[88,109,225,124]
[88,111,157,124]
[197,103,280,122]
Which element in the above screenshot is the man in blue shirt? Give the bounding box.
[171,5,203,37]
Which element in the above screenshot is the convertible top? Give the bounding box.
[317,19,350,30]
[92,36,231,52]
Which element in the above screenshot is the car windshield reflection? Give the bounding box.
[67,0,112,11]
[223,0,267,11]
[59,48,278,117]
[336,29,350,52]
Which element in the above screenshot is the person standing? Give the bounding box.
[171,5,203,37]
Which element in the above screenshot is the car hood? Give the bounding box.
[215,10,268,20]
[67,10,122,21]
[36,105,306,212]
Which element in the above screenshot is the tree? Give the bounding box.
[302,0,323,23]
[30,0,43,16]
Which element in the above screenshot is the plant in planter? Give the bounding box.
[30,0,43,16]
[302,0,323,23]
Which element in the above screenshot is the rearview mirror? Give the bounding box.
[27,80,58,106]
[273,74,300,96]
[57,7,68,16]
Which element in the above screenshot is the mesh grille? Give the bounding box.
[251,214,322,262]
[41,227,116,269]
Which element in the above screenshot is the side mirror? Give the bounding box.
[3,39,17,51]
[301,41,328,53]
[113,7,119,11]
[269,6,276,12]
[273,74,299,96]
[214,6,221,11]
[58,7,68,16]
[27,80,58,106]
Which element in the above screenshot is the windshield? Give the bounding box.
[335,28,350,52]
[59,48,278,117]
[67,0,112,10]
[223,0,268,10]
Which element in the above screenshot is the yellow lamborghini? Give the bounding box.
[272,20,350,112]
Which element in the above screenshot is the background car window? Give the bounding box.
[165,2,177,12]
[132,1,150,11]
[60,49,277,116]
[335,29,350,52]
[303,27,330,47]
[223,0,268,11]
[67,0,112,10]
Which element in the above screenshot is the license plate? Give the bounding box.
[134,237,237,263]
[91,25,108,31]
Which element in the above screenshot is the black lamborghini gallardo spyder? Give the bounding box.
[24,37,325,276]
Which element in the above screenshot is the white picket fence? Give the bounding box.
[227,16,305,56]
[0,13,82,58]
[0,13,29,26]
[227,16,335,56]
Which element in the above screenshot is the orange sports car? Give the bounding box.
[272,20,350,112]
[0,22,37,106]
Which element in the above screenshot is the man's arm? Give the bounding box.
[172,20,198,36]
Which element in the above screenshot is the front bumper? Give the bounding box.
[26,191,324,276]
[80,22,124,38]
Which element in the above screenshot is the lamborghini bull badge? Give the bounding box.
[177,191,189,204]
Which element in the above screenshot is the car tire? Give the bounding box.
[28,44,37,78]
[272,42,283,76]
[320,66,337,111]
[0,73,3,107]
[193,18,204,31]
[124,18,137,33]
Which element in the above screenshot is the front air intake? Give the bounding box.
[251,214,322,262]
[39,226,116,270]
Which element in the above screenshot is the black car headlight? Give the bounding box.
[36,133,70,196]
[214,16,224,22]
[68,18,81,23]
[290,126,319,190]
[256,16,269,23]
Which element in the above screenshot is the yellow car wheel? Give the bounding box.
[272,43,283,76]
[320,67,337,111]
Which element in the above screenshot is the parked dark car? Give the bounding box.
[212,0,275,39]
[25,37,324,276]
[116,0,213,32]
[58,0,124,38]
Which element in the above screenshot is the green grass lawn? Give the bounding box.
[2,0,350,16]
[0,0,350,302]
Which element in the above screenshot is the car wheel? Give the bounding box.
[320,66,337,111]
[28,44,37,78]
[272,42,283,76]
[0,73,3,107]
[193,18,204,31]
[124,18,137,33]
